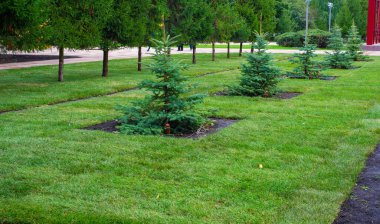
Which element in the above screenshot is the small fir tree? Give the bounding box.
[325,26,352,69]
[289,44,322,79]
[118,35,207,135]
[347,22,368,61]
[228,33,281,97]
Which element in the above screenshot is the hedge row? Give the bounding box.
[275,29,331,48]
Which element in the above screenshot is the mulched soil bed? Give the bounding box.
[287,75,339,81]
[83,118,239,139]
[84,120,120,132]
[333,144,380,224]
[0,54,80,64]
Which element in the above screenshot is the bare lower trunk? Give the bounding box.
[212,42,215,61]
[192,45,196,64]
[251,44,254,53]
[227,42,230,58]
[239,42,243,56]
[58,47,64,82]
[102,48,109,77]
[138,46,142,71]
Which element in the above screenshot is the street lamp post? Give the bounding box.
[328,2,333,32]
[305,0,311,45]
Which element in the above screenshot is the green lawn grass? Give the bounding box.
[0,53,379,223]
[196,43,297,50]
[195,43,325,51]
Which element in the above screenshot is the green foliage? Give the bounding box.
[325,26,352,69]
[229,33,281,97]
[100,0,150,50]
[0,0,49,51]
[275,0,367,37]
[276,9,294,33]
[336,0,353,36]
[167,0,213,45]
[214,2,246,43]
[235,0,277,39]
[275,32,303,47]
[119,35,207,135]
[346,23,368,62]
[289,44,322,79]
[276,29,331,48]
[46,0,112,49]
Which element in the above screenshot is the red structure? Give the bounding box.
[367,0,380,45]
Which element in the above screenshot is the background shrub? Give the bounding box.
[275,32,303,47]
[276,29,331,48]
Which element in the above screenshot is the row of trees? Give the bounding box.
[0,0,369,81]
[275,0,368,36]
[0,0,277,81]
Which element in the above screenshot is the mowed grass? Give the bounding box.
[0,53,267,112]
[0,53,379,223]
[196,43,300,50]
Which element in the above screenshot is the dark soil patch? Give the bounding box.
[319,76,339,81]
[83,118,239,139]
[287,75,339,81]
[275,92,302,99]
[172,118,238,139]
[214,91,229,96]
[334,144,380,224]
[84,120,120,132]
[0,54,80,64]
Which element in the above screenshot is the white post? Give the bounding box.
[328,2,333,32]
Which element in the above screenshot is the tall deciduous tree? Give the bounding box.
[46,0,112,82]
[215,2,245,59]
[0,0,49,51]
[167,0,214,64]
[335,0,352,36]
[236,0,276,52]
[232,21,251,57]
[100,0,150,77]
[136,0,167,72]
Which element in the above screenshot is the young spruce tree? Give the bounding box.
[325,26,352,69]
[118,35,207,135]
[228,33,281,97]
[289,44,322,79]
[347,22,368,61]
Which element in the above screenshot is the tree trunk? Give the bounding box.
[251,44,254,53]
[192,45,196,64]
[102,48,109,77]
[58,47,64,82]
[227,42,230,58]
[239,42,243,57]
[138,46,142,71]
[212,42,215,61]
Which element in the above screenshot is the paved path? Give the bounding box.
[1,47,379,70]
